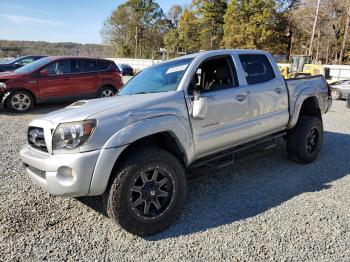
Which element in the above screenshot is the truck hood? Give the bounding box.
[40,91,187,125]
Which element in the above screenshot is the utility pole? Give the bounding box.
[309,0,321,56]
[315,30,320,62]
[135,26,138,58]
[339,0,350,64]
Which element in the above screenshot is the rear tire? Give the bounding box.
[287,116,323,164]
[103,147,187,236]
[331,89,342,100]
[98,86,116,98]
[6,90,34,113]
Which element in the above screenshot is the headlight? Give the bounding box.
[0,82,7,89]
[52,120,96,152]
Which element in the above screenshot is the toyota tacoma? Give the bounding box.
[20,50,332,236]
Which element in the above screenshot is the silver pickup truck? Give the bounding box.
[20,50,331,236]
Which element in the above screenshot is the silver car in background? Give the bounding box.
[330,80,350,100]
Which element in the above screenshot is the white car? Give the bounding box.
[330,80,350,100]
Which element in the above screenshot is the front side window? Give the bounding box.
[118,58,193,95]
[239,54,275,85]
[189,56,238,94]
[43,60,71,76]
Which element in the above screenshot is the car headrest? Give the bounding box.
[215,66,230,80]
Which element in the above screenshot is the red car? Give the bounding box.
[0,56,123,112]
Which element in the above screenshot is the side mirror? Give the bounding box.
[192,94,208,120]
[40,69,49,77]
[14,63,22,68]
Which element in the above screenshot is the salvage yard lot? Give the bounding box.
[0,101,350,261]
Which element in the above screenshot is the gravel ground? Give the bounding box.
[1,101,350,261]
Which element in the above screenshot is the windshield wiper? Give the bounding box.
[133,92,148,95]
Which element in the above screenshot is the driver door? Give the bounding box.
[189,55,251,157]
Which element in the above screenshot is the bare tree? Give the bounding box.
[339,0,350,63]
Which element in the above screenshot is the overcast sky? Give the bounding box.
[0,0,190,44]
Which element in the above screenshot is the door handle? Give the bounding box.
[275,88,284,95]
[235,94,246,102]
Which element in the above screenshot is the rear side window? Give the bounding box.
[72,59,97,73]
[97,60,112,71]
[239,54,275,84]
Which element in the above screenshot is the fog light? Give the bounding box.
[57,166,76,186]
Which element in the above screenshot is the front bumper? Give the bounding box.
[20,145,100,196]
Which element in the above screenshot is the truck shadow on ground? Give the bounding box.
[76,131,350,240]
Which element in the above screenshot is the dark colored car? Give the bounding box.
[0,56,123,112]
[117,63,134,76]
[0,55,47,72]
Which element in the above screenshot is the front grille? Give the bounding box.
[28,127,47,152]
[25,164,46,179]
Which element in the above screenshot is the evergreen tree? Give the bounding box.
[192,0,228,50]
[178,9,201,53]
[222,0,287,54]
[164,5,183,57]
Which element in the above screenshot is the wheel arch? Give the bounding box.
[88,115,195,196]
[288,95,321,129]
[2,88,37,107]
[97,84,118,96]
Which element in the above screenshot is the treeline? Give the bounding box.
[102,0,350,64]
[0,40,113,58]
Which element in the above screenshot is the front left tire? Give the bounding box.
[103,147,187,236]
[6,90,34,113]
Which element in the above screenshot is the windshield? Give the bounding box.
[14,57,51,74]
[118,58,193,95]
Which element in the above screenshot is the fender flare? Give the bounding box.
[288,87,320,129]
[88,115,195,196]
[103,115,195,164]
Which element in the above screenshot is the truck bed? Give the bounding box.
[285,75,331,128]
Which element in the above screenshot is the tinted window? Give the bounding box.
[43,60,71,75]
[239,54,275,84]
[72,59,97,73]
[97,60,111,71]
